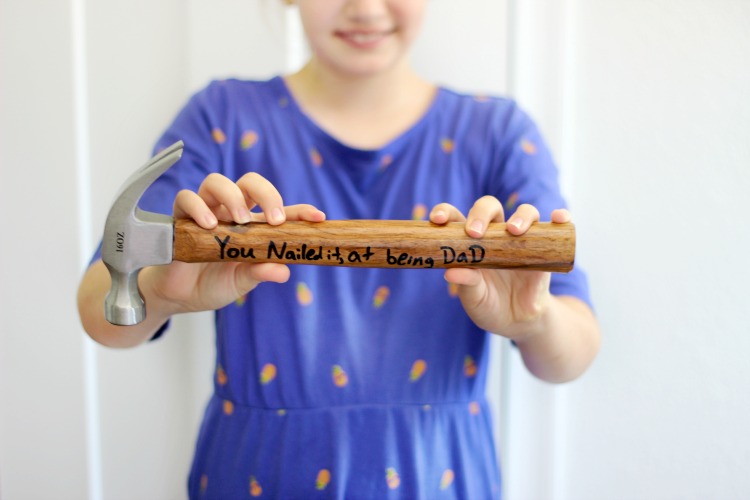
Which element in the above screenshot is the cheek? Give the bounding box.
[392,1,427,40]
[297,5,332,40]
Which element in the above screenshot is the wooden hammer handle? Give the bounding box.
[173,219,575,272]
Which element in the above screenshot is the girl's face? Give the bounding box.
[296,0,428,78]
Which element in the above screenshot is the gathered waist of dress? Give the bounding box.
[210,392,489,415]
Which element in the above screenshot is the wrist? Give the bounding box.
[510,296,601,383]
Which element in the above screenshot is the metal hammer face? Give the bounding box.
[102,141,184,326]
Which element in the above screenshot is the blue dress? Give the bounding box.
[133,77,591,499]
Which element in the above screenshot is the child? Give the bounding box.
[78,0,600,497]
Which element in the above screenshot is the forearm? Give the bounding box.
[509,295,601,383]
[77,260,176,348]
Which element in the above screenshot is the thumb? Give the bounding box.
[444,268,487,309]
[234,263,290,296]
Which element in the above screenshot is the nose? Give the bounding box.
[344,0,388,22]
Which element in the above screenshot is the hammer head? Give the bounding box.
[102,141,184,325]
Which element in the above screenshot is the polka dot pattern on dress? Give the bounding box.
[410,360,427,382]
[211,128,227,144]
[260,363,277,385]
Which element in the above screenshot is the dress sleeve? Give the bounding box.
[139,82,227,215]
[487,103,593,309]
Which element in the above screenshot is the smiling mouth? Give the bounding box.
[336,29,394,47]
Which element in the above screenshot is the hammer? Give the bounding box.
[102,141,575,326]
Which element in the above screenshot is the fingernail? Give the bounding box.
[204,213,218,227]
[270,208,284,224]
[236,209,252,224]
[508,218,523,231]
[433,210,447,220]
[469,220,483,234]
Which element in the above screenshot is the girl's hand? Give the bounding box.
[430,197,571,341]
[141,172,326,316]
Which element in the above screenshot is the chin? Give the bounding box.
[330,54,407,79]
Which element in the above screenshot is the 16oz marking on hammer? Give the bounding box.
[116,232,125,253]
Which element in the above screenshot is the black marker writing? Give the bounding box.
[386,249,435,268]
[441,244,485,264]
[268,241,326,262]
[216,235,256,260]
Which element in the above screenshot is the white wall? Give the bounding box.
[0,1,89,498]
[2,0,748,499]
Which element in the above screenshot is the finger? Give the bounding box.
[444,268,483,287]
[506,203,541,235]
[197,173,253,224]
[174,189,218,228]
[285,204,326,222]
[251,204,326,223]
[551,208,572,223]
[236,172,285,225]
[444,269,491,318]
[236,262,291,290]
[429,203,466,225]
[465,196,505,238]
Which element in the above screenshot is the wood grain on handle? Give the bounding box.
[173,219,575,272]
